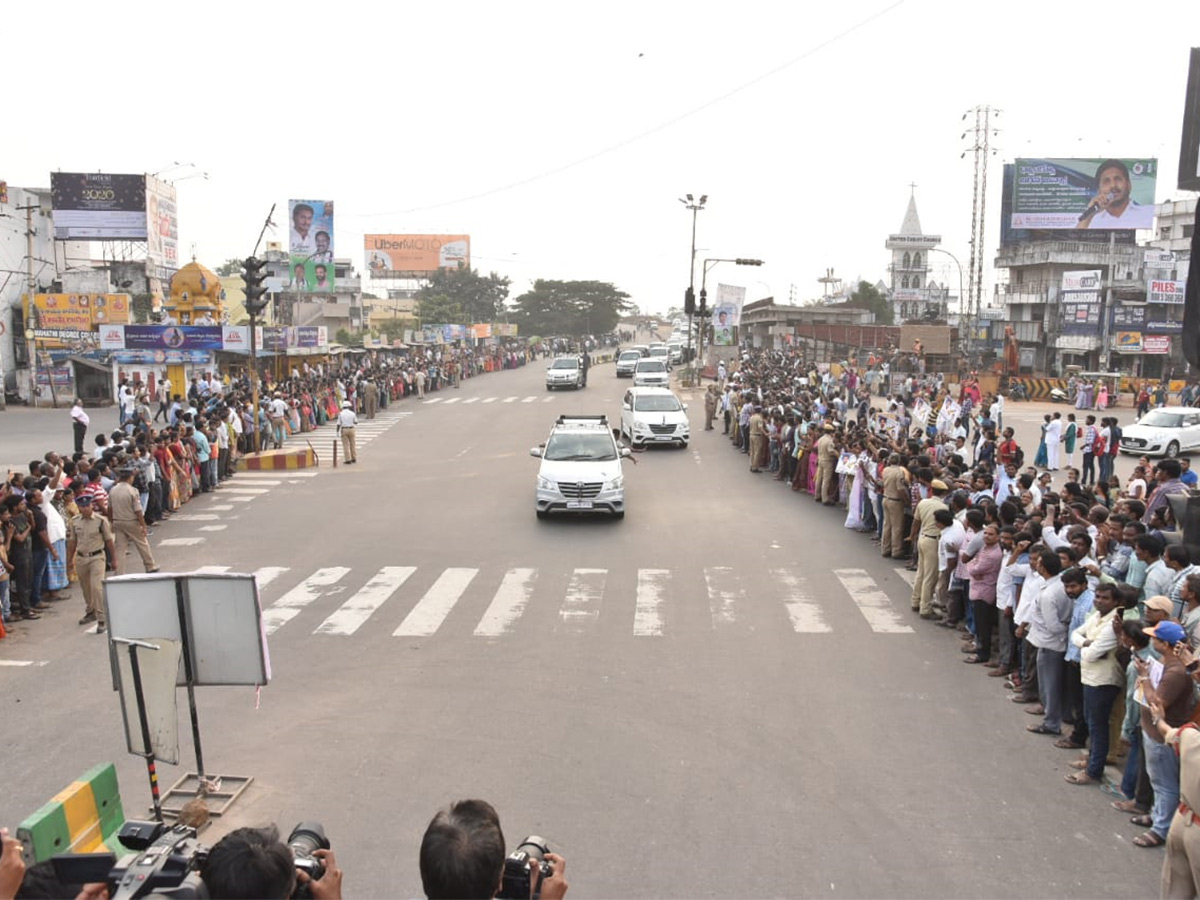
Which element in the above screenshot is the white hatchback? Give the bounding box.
[1119,407,1200,458]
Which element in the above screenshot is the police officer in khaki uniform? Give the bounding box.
[337,401,358,465]
[67,494,115,633]
[109,468,159,575]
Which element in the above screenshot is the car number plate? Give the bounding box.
[566,500,593,509]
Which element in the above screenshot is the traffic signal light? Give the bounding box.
[735,258,764,266]
[698,287,708,317]
[242,256,269,315]
[684,286,695,316]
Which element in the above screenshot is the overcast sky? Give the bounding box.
[7,0,1199,316]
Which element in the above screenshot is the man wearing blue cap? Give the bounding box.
[66,494,115,633]
[1131,617,1194,848]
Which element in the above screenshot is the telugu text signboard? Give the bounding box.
[365,234,470,278]
[51,172,148,240]
[1011,158,1157,230]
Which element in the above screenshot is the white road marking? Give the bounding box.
[704,567,741,627]
[226,496,256,503]
[192,565,231,574]
[172,514,221,521]
[692,450,702,466]
[158,537,205,546]
[894,568,917,588]
[522,396,538,403]
[198,525,228,532]
[482,397,498,404]
[774,569,832,633]
[395,567,478,636]
[463,397,480,404]
[254,566,289,590]
[442,398,461,405]
[219,488,270,495]
[503,396,519,403]
[239,471,319,479]
[834,568,914,634]
[560,568,606,632]
[634,568,669,636]
[208,505,234,511]
[315,566,416,635]
[224,479,282,486]
[542,396,554,403]
[424,397,443,404]
[0,660,49,667]
[474,568,537,637]
[262,567,351,634]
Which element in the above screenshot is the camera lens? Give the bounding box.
[288,822,329,857]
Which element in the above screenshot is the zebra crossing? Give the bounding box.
[422,395,560,405]
[280,406,413,451]
[180,563,918,640]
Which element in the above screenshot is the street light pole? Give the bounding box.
[928,247,965,357]
[679,194,706,383]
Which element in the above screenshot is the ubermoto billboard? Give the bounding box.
[1011,158,1157,230]
[365,234,470,278]
[51,172,148,240]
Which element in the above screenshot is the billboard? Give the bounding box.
[1058,270,1102,335]
[145,176,179,274]
[1148,279,1186,304]
[1110,305,1146,329]
[288,200,335,293]
[365,234,470,278]
[51,173,148,240]
[1011,158,1157,230]
[712,284,746,346]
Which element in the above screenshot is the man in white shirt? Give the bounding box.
[71,398,90,454]
[1077,160,1154,230]
[290,202,317,255]
[1045,412,1063,470]
[155,375,172,423]
[336,400,358,465]
[991,392,1004,433]
[268,393,289,449]
[1026,551,1072,735]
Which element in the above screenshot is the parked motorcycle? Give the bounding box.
[1009,382,1029,401]
[1049,387,1069,403]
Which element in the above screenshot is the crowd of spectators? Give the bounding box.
[713,345,1200,879]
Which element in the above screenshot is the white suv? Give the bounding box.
[620,387,689,449]
[530,415,630,519]
[633,358,670,388]
[545,356,583,390]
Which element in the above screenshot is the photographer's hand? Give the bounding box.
[0,829,27,900]
[538,852,568,900]
[297,848,342,900]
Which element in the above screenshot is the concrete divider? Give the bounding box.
[238,446,317,471]
[18,762,128,863]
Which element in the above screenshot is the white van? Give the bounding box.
[530,415,630,519]
[620,387,690,449]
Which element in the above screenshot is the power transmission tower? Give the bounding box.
[962,105,1001,360]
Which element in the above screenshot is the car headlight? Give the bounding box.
[604,475,623,491]
[537,476,556,491]
[633,421,649,432]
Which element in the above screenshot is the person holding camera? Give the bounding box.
[420,800,567,900]
[202,826,342,900]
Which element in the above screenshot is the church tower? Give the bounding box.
[884,190,941,323]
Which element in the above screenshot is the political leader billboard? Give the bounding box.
[365,234,470,278]
[51,172,148,240]
[1011,158,1157,230]
[289,200,335,292]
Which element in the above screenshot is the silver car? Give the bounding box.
[615,350,641,378]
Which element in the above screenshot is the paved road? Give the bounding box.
[2,361,1158,897]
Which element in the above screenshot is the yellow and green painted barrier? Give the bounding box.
[17,762,129,863]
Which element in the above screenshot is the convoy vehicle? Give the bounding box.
[620,387,689,449]
[545,356,584,390]
[633,358,670,388]
[648,346,671,367]
[1119,407,1200,458]
[667,341,683,364]
[615,349,642,378]
[530,415,630,519]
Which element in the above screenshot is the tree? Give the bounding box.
[130,293,155,324]
[415,267,510,324]
[335,328,360,346]
[843,280,893,325]
[376,317,416,343]
[215,258,245,277]
[416,293,465,326]
[510,280,633,336]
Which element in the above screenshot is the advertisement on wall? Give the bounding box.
[1148,279,1187,304]
[1011,158,1157,230]
[1115,331,1144,353]
[288,200,335,292]
[1111,305,1147,329]
[145,176,179,275]
[1059,270,1103,335]
[51,172,148,240]
[1143,335,1172,354]
[365,234,470,278]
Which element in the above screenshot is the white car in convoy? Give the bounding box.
[633,358,670,388]
[667,341,683,364]
[531,415,630,519]
[615,349,642,378]
[620,387,689,449]
[545,356,584,390]
[1119,406,1200,458]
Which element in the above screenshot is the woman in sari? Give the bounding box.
[1034,414,1050,468]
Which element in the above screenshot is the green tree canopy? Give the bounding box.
[843,281,893,326]
[415,267,510,324]
[510,280,633,337]
[416,293,465,326]
[215,258,245,277]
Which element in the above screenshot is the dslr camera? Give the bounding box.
[497,836,553,900]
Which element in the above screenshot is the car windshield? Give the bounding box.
[638,360,666,372]
[650,347,668,356]
[551,359,578,369]
[543,433,617,461]
[634,395,682,412]
[1139,411,1183,428]
[619,352,640,362]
